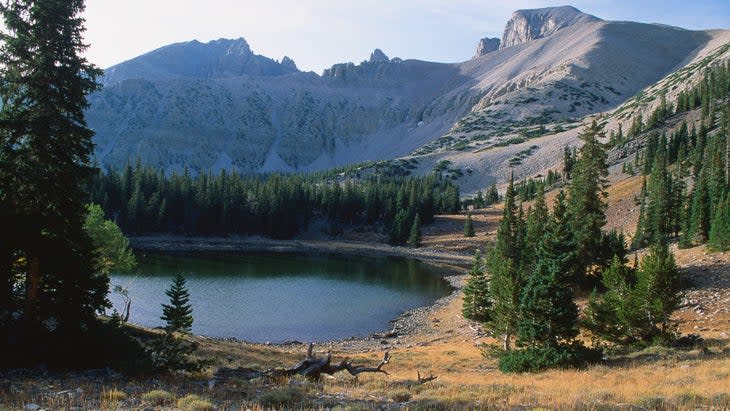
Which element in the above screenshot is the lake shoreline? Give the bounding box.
[128,235,472,352]
[129,235,473,269]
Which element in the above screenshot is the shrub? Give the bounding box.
[390,390,412,402]
[497,344,602,373]
[102,388,127,402]
[177,394,215,411]
[142,389,175,405]
[637,395,666,410]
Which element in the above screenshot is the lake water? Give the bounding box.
[109,252,452,342]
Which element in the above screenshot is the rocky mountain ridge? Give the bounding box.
[499,6,601,49]
[87,6,728,179]
[101,37,300,85]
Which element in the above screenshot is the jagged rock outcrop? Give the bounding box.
[281,56,298,71]
[500,6,600,49]
[474,37,500,57]
[369,48,390,63]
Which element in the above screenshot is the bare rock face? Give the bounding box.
[369,48,390,63]
[500,6,600,49]
[281,56,298,71]
[474,37,500,58]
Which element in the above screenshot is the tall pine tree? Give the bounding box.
[567,121,609,287]
[0,0,106,364]
[485,176,526,351]
[462,251,491,323]
[709,194,730,251]
[408,213,423,248]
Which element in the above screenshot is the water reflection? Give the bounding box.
[110,252,451,342]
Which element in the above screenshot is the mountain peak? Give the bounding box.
[221,37,252,56]
[500,6,601,49]
[102,37,299,84]
[369,48,390,63]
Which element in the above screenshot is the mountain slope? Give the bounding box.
[89,57,474,173]
[86,7,727,176]
[436,28,730,197]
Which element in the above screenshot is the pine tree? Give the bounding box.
[517,188,581,349]
[389,209,409,245]
[408,213,422,248]
[499,190,600,372]
[635,140,673,247]
[485,176,526,351]
[524,187,549,263]
[462,251,491,323]
[637,243,682,341]
[0,0,106,362]
[475,190,485,209]
[563,146,575,179]
[567,121,609,287]
[585,244,681,345]
[151,273,199,371]
[516,251,578,349]
[464,212,476,237]
[550,190,578,280]
[709,195,730,251]
[584,256,638,344]
[486,184,500,205]
[688,169,712,244]
[161,274,194,334]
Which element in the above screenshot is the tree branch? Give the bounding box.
[211,344,391,387]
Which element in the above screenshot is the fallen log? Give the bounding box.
[370,326,398,339]
[211,343,390,387]
[416,371,437,384]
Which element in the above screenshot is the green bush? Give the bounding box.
[497,344,602,373]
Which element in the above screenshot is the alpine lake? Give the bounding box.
[109,251,452,343]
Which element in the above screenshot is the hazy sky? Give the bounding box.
[83,1,730,73]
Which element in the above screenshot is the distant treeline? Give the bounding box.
[88,163,460,241]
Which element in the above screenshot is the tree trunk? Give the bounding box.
[0,252,12,317]
[25,255,41,323]
[123,299,131,323]
[503,333,511,351]
[211,343,390,387]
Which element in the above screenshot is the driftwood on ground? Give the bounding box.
[416,371,437,384]
[211,343,390,387]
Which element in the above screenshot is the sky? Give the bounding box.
[83,0,730,73]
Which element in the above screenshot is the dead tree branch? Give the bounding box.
[211,343,390,387]
[416,371,437,384]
